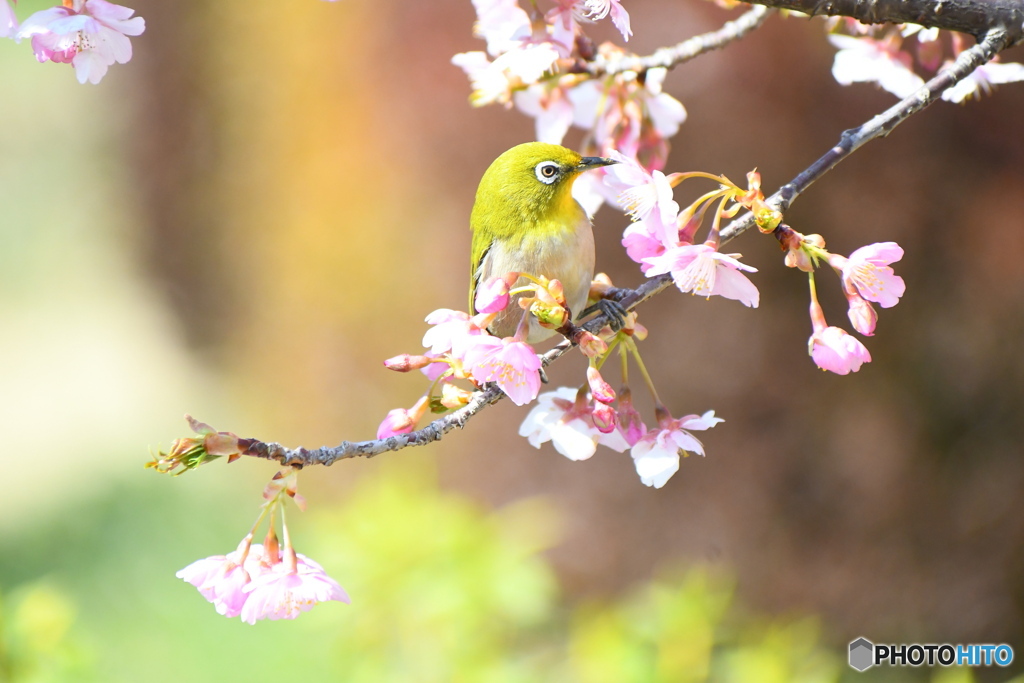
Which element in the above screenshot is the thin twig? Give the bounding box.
[588,5,773,76]
[239,29,1009,468]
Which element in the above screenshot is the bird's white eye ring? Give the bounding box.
[535,161,560,184]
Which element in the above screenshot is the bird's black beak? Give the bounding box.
[577,156,618,171]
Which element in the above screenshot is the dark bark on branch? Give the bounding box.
[237,29,1010,468]
[742,0,1024,44]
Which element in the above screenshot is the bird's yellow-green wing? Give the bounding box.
[469,226,493,314]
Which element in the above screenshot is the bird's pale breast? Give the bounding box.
[478,209,595,343]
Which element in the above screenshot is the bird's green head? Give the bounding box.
[471,142,617,236]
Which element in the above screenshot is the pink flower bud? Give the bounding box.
[616,387,647,447]
[846,293,877,336]
[475,275,512,314]
[785,247,815,272]
[376,408,415,439]
[440,383,473,409]
[577,331,608,358]
[755,206,782,233]
[545,278,566,306]
[383,354,435,372]
[782,231,824,272]
[376,396,430,439]
[592,402,617,433]
[589,273,614,301]
[587,366,616,404]
[530,300,569,328]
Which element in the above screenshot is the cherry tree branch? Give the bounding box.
[236,28,1009,469]
[587,5,773,76]
[717,26,1013,243]
[741,0,1024,44]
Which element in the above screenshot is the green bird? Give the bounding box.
[469,142,618,344]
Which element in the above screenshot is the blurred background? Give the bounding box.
[1,0,1023,680]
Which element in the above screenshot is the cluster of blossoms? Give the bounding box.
[596,148,906,375]
[776,227,905,375]
[1,0,144,84]
[151,420,348,623]
[826,17,1024,102]
[518,326,725,490]
[453,0,687,214]
[178,540,348,625]
[603,151,775,308]
[380,273,598,416]
[383,275,723,489]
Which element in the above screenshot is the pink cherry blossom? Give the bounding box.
[643,243,759,307]
[422,309,487,359]
[177,543,272,618]
[178,554,238,601]
[240,551,349,625]
[581,0,631,41]
[451,51,511,106]
[463,336,542,406]
[603,150,681,269]
[941,58,1024,103]
[807,297,870,374]
[630,410,722,488]
[602,151,680,227]
[809,325,871,374]
[567,68,684,172]
[544,0,581,57]
[641,68,686,140]
[622,220,667,272]
[514,84,575,144]
[828,34,925,99]
[179,543,347,623]
[834,241,906,308]
[571,172,608,218]
[902,23,942,71]
[519,387,628,460]
[471,0,531,57]
[17,0,145,85]
[453,43,560,107]
[1,0,16,39]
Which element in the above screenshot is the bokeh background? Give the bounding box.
[1,0,1023,680]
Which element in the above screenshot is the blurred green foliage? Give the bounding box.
[0,458,1000,682]
[0,583,92,682]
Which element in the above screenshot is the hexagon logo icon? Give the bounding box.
[849,637,874,672]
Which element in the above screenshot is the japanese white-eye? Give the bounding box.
[469,142,617,343]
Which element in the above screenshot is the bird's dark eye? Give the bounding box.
[535,162,560,184]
